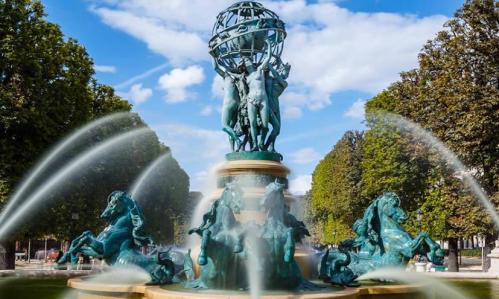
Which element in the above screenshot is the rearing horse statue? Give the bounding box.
[187,182,246,289]
[372,192,444,267]
[320,192,444,286]
[259,181,313,290]
[57,191,175,285]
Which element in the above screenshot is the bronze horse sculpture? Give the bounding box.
[320,192,445,286]
[57,191,176,285]
[187,182,246,289]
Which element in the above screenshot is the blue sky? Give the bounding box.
[42,0,464,194]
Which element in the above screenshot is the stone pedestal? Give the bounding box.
[214,159,292,224]
[487,240,499,275]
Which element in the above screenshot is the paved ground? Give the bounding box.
[10,256,487,271]
[458,256,486,272]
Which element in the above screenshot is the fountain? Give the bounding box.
[61,2,447,299]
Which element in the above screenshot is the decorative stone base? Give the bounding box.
[226,151,283,162]
[216,159,290,189]
[68,278,426,299]
[211,159,293,222]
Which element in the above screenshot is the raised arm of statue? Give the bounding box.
[259,41,272,71]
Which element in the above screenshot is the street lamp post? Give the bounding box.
[416,209,423,262]
[69,212,79,250]
[332,229,337,248]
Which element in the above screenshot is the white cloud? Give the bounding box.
[152,123,228,191]
[92,0,447,115]
[266,0,447,117]
[153,123,228,162]
[95,64,117,73]
[158,65,205,103]
[283,106,303,119]
[92,7,208,65]
[118,83,152,105]
[211,76,225,99]
[200,105,214,116]
[115,63,169,90]
[344,99,366,119]
[289,174,312,195]
[90,1,232,65]
[289,147,321,165]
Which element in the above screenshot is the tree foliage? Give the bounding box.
[372,0,499,196]
[307,1,498,253]
[366,0,498,238]
[0,0,190,252]
[309,131,363,243]
[363,90,433,216]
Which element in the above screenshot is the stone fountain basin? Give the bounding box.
[67,277,425,299]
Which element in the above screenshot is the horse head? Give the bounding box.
[101,190,133,222]
[101,191,152,247]
[376,192,407,225]
[260,180,286,212]
[220,182,244,213]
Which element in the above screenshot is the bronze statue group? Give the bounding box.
[215,41,290,153]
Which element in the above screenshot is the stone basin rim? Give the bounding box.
[67,277,425,299]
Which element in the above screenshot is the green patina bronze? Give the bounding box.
[217,174,288,190]
[58,1,448,293]
[209,1,289,154]
[187,181,313,290]
[226,151,283,162]
[319,192,445,286]
[57,191,178,285]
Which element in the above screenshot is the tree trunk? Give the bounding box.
[0,240,16,270]
[459,237,464,265]
[448,238,459,272]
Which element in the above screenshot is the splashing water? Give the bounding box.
[185,162,224,250]
[245,228,263,299]
[375,112,499,229]
[58,265,151,299]
[85,265,151,284]
[129,152,172,200]
[0,112,133,224]
[0,128,153,240]
[358,268,472,299]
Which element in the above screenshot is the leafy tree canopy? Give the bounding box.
[0,0,190,249]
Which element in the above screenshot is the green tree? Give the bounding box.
[0,0,190,268]
[364,0,498,271]
[362,92,430,212]
[308,131,364,243]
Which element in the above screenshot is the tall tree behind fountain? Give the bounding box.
[0,0,189,269]
[308,0,498,273]
[365,0,499,271]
